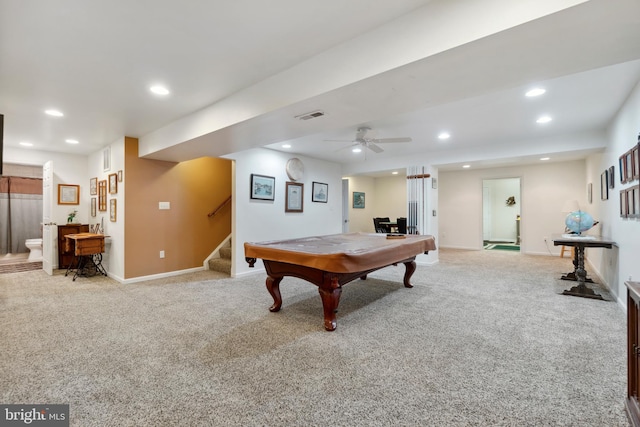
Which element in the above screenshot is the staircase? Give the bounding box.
[208,239,231,275]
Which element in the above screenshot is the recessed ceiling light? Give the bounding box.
[352,147,362,153]
[45,109,64,117]
[536,115,552,124]
[540,157,550,161]
[281,144,291,148]
[392,171,398,175]
[19,141,33,147]
[438,132,450,140]
[150,85,170,95]
[526,88,546,97]
[462,164,470,168]
[65,139,79,144]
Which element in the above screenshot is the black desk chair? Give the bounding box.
[396,217,407,234]
[373,217,391,233]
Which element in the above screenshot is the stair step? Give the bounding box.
[208,257,231,274]
[219,247,232,260]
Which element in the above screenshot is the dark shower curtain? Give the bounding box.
[0,176,43,254]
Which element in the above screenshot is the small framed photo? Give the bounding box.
[110,199,117,222]
[432,177,438,189]
[103,146,111,172]
[312,182,328,203]
[609,166,615,189]
[621,190,629,218]
[633,145,640,180]
[98,180,107,211]
[353,191,365,209]
[58,184,80,205]
[620,156,626,184]
[626,151,633,182]
[90,177,97,195]
[285,182,304,212]
[250,174,275,201]
[601,170,608,201]
[91,197,96,217]
[109,173,118,194]
[118,170,123,182]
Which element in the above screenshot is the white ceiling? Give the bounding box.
[2,0,640,175]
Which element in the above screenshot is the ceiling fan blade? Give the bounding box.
[372,137,412,143]
[324,139,355,143]
[334,142,359,152]
[367,143,384,153]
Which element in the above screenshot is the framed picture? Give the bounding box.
[353,191,365,209]
[285,182,304,212]
[620,156,626,184]
[312,182,328,203]
[108,173,118,194]
[633,145,640,180]
[601,170,608,201]
[629,185,640,219]
[90,177,97,195]
[98,180,107,211]
[432,177,438,189]
[58,184,80,205]
[110,199,117,222]
[118,170,123,182]
[250,174,275,201]
[609,166,615,189]
[621,190,629,218]
[103,146,111,172]
[626,151,633,182]
[91,197,96,217]
[587,183,592,204]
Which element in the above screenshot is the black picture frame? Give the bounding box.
[312,182,328,203]
[353,191,365,209]
[601,170,608,201]
[609,166,615,189]
[285,181,303,212]
[250,174,275,201]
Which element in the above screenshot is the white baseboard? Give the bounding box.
[120,266,204,284]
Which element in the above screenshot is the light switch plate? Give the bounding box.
[159,202,170,210]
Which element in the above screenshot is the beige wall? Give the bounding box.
[124,138,232,278]
[346,174,408,232]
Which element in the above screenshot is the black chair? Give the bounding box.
[396,217,407,234]
[373,217,391,233]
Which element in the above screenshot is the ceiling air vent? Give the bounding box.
[295,110,325,121]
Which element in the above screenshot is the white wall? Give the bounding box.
[588,79,640,307]
[224,148,343,276]
[439,160,587,254]
[87,138,125,281]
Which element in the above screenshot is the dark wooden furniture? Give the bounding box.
[245,232,437,331]
[552,235,615,300]
[626,281,640,427]
[64,233,107,281]
[57,224,89,268]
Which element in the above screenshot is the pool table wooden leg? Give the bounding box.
[266,275,283,312]
[403,260,416,288]
[318,277,342,331]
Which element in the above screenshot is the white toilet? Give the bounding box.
[25,238,43,262]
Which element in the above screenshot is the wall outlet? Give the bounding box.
[159,250,165,258]
[159,201,170,210]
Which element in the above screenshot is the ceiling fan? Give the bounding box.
[327,127,412,153]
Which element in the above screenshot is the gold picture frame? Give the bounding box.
[109,173,118,194]
[110,199,117,222]
[98,180,107,211]
[58,184,80,205]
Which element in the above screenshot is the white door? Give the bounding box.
[342,179,349,233]
[42,161,55,275]
[482,186,491,241]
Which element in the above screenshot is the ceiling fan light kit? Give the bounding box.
[328,126,412,154]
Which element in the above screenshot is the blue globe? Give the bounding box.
[565,210,595,234]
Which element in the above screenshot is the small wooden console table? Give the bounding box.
[552,235,615,300]
[64,233,107,281]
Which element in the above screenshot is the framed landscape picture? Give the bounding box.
[312,182,328,203]
[250,174,275,201]
[58,184,79,205]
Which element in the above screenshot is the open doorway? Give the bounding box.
[483,178,521,251]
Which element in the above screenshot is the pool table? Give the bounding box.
[244,232,437,331]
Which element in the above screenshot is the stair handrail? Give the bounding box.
[208,195,232,218]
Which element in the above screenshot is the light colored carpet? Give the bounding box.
[0,249,628,426]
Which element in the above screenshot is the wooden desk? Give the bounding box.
[64,233,107,281]
[245,232,436,331]
[552,235,615,300]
